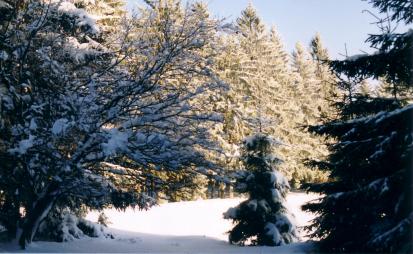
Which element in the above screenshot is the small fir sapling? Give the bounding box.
[223,134,298,246]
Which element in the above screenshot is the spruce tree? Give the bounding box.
[302,0,412,252]
[214,4,336,189]
[310,33,338,120]
[287,42,330,187]
[212,4,276,196]
[223,134,298,246]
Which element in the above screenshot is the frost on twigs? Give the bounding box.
[0,0,225,248]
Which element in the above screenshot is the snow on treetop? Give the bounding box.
[243,134,282,149]
[56,1,100,34]
[345,53,369,62]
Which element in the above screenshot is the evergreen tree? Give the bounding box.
[235,3,273,134]
[75,0,126,31]
[287,42,330,187]
[218,5,293,187]
[223,134,298,246]
[215,4,335,189]
[211,4,275,197]
[292,42,321,126]
[358,79,372,95]
[310,33,338,120]
[302,0,413,252]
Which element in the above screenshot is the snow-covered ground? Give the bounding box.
[1,192,320,253]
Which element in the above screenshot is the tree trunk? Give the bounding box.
[18,184,59,249]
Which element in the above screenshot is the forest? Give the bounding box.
[0,0,411,253]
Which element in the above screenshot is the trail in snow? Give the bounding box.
[1,192,320,253]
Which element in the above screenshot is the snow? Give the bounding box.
[102,129,129,156]
[64,37,101,63]
[269,170,289,187]
[57,1,99,34]
[52,118,69,135]
[258,199,270,212]
[37,212,110,242]
[223,207,237,219]
[345,53,368,61]
[264,222,281,245]
[341,104,413,127]
[275,212,296,234]
[271,188,282,202]
[29,118,37,130]
[1,192,319,253]
[8,135,35,155]
[0,0,11,9]
[0,50,8,60]
[247,199,258,211]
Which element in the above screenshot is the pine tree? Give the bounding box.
[302,0,413,252]
[218,5,292,180]
[223,134,298,246]
[211,4,275,197]
[265,26,292,90]
[310,33,338,120]
[286,42,330,187]
[235,3,273,134]
[358,79,372,95]
[215,4,334,189]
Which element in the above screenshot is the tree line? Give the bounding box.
[0,0,411,252]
